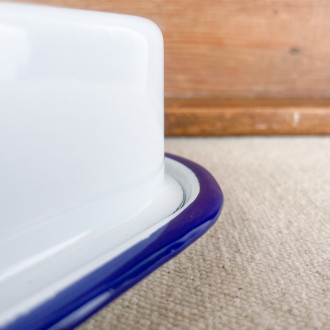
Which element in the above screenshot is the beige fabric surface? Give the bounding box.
[80,137,330,330]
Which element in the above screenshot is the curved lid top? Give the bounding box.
[0,3,164,225]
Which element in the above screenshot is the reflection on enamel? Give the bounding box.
[0,24,29,81]
[0,232,88,283]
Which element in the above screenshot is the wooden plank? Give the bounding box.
[165,99,330,135]
[19,0,330,99]
[16,0,330,135]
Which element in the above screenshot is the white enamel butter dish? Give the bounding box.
[0,3,223,329]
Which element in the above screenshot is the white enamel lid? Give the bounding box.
[0,4,187,324]
[0,3,165,227]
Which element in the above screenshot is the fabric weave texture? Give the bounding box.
[80,137,330,330]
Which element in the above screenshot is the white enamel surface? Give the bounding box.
[0,2,173,325]
[0,158,200,326]
[0,2,164,226]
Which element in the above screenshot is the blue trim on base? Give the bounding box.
[5,154,224,330]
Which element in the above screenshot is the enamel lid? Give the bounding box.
[0,2,166,226]
[0,3,186,325]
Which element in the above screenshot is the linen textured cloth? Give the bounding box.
[80,137,330,329]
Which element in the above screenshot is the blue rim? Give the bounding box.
[5,154,224,330]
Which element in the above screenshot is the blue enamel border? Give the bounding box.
[5,154,223,330]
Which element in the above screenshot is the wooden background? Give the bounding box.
[18,0,330,135]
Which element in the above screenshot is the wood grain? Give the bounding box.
[15,0,330,135]
[165,99,330,135]
[20,0,330,98]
